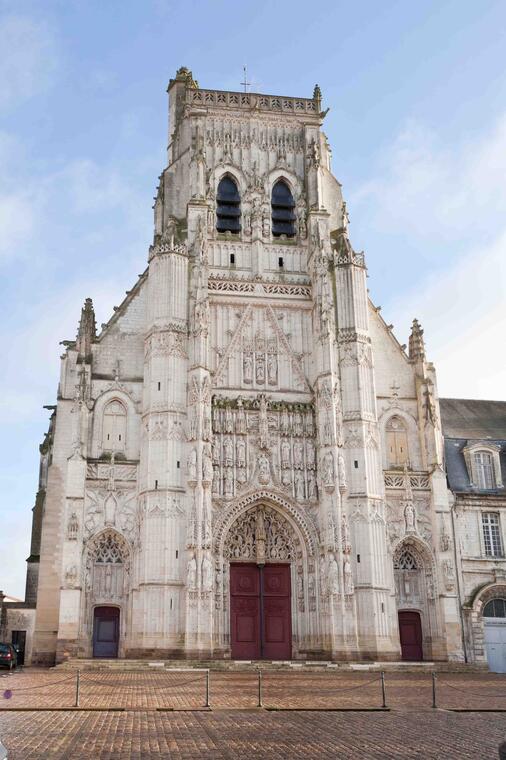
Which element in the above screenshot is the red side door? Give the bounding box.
[263,564,291,660]
[398,610,423,661]
[230,564,261,659]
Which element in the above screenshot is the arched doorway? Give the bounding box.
[483,598,506,673]
[83,530,131,658]
[224,505,295,660]
[93,606,120,658]
[393,539,437,661]
[398,610,423,661]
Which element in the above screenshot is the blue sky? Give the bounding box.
[1,0,505,597]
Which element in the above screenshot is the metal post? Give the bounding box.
[257,670,263,708]
[205,669,210,708]
[431,671,437,709]
[75,669,80,708]
[380,671,387,708]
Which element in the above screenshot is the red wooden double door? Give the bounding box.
[230,563,292,660]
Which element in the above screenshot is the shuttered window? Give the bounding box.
[271,180,296,237]
[216,176,241,233]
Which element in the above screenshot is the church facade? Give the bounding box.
[26,69,465,664]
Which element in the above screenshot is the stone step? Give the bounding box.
[53,658,487,673]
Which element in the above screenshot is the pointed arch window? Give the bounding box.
[271,180,296,237]
[102,400,127,453]
[216,176,241,233]
[386,416,408,468]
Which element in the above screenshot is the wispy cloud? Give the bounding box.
[352,115,506,246]
[0,14,59,112]
[352,114,506,400]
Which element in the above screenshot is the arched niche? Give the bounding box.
[91,388,140,461]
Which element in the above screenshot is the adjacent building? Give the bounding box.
[441,399,506,670]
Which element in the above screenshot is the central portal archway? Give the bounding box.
[224,504,296,660]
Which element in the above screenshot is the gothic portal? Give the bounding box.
[28,68,465,664]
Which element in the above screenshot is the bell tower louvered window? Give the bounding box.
[216,176,241,233]
[271,180,296,237]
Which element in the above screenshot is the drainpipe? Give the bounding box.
[450,492,468,662]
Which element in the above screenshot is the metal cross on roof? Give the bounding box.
[241,65,251,93]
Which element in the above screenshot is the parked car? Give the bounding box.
[0,644,17,670]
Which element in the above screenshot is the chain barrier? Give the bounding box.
[14,669,505,710]
[79,674,206,690]
[438,678,506,699]
[2,674,77,694]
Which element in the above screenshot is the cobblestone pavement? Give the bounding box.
[1,670,506,758]
[1,708,506,759]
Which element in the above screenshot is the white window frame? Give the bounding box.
[463,442,503,490]
[481,512,504,558]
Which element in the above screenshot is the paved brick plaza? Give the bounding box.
[0,669,506,758]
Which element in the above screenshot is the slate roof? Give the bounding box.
[440,398,506,495]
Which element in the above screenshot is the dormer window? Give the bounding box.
[272,180,296,237]
[463,443,503,490]
[216,176,241,234]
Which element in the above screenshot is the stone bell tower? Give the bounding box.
[144,66,401,659]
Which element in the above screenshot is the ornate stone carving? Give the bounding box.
[67,512,79,541]
[224,506,295,562]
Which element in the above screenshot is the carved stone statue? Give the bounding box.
[202,554,213,590]
[236,398,247,434]
[223,437,234,467]
[258,395,269,449]
[404,502,417,533]
[243,353,253,384]
[293,412,303,437]
[187,555,197,588]
[322,452,335,488]
[306,441,315,469]
[267,353,278,385]
[294,471,305,500]
[328,554,339,595]
[67,512,79,541]
[280,407,290,436]
[341,513,351,554]
[236,439,246,468]
[255,508,266,564]
[307,471,317,499]
[202,444,213,483]
[224,406,234,434]
[187,448,198,482]
[256,356,265,384]
[258,453,270,485]
[343,557,354,595]
[281,440,291,469]
[293,442,303,469]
